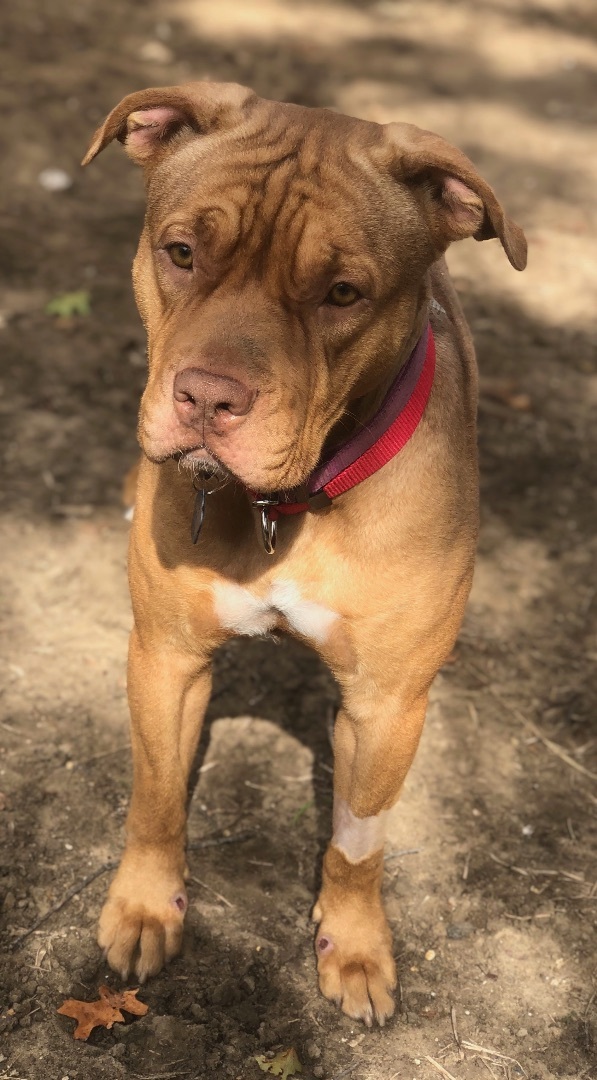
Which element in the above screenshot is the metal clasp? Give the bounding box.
[251,497,278,555]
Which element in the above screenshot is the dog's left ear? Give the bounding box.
[82,81,254,167]
[384,122,527,271]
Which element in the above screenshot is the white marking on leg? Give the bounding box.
[270,579,338,643]
[212,582,276,637]
[332,796,388,862]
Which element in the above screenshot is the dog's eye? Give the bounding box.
[167,243,193,270]
[326,282,361,307]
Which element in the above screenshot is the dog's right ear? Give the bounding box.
[82,81,255,167]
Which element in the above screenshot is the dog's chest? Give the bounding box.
[212,579,338,644]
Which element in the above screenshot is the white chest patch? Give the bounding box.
[212,579,338,644]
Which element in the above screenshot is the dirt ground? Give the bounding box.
[1,1,596,1078]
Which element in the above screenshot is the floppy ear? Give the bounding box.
[82,81,255,167]
[384,122,527,271]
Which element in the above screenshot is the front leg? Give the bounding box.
[99,628,211,980]
[313,693,428,1026]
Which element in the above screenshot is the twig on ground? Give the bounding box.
[490,851,584,886]
[463,662,597,783]
[450,1004,463,1054]
[0,720,27,737]
[384,847,422,861]
[489,852,529,876]
[584,989,596,1018]
[425,1056,458,1080]
[330,1064,359,1080]
[187,830,254,851]
[9,860,117,950]
[131,1073,190,1079]
[198,760,219,774]
[478,1059,499,1079]
[74,744,130,768]
[524,719,597,782]
[190,875,234,908]
[9,830,252,950]
[461,1039,526,1076]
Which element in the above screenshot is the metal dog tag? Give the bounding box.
[191,487,206,544]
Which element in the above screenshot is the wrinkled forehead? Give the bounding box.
[145,104,406,280]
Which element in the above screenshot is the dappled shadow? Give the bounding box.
[2,0,597,1077]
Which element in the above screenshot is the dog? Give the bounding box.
[83,81,526,1027]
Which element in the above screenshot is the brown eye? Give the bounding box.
[326,282,361,307]
[167,243,193,270]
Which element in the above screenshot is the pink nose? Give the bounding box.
[173,367,255,430]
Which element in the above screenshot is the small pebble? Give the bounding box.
[306,1040,321,1059]
[424,949,436,961]
[38,168,73,192]
[516,1027,528,1037]
[138,40,174,64]
[447,922,474,940]
[313,1067,324,1079]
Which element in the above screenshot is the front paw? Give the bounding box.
[98,850,187,981]
[313,896,396,1027]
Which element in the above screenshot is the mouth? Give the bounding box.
[173,446,234,485]
[144,438,302,495]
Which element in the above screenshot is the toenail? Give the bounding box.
[172,892,187,913]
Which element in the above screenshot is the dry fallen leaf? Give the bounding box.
[57,985,148,1040]
[57,993,122,1040]
[104,987,149,1017]
[255,1047,303,1078]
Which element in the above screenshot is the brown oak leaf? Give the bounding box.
[57,985,148,1040]
[100,986,149,1017]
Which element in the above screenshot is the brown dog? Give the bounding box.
[83,82,526,1027]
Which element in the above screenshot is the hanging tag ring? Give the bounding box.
[190,471,229,545]
[251,498,278,555]
[191,485,206,544]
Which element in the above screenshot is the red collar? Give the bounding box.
[252,323,436,552]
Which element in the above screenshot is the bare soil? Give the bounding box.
[1,1,596,1078]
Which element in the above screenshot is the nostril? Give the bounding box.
[174,388,196,405]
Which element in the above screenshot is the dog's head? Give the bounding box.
[84,82,526,492]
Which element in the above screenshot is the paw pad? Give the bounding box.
[317,936,334,956]
[171,892,187,913]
